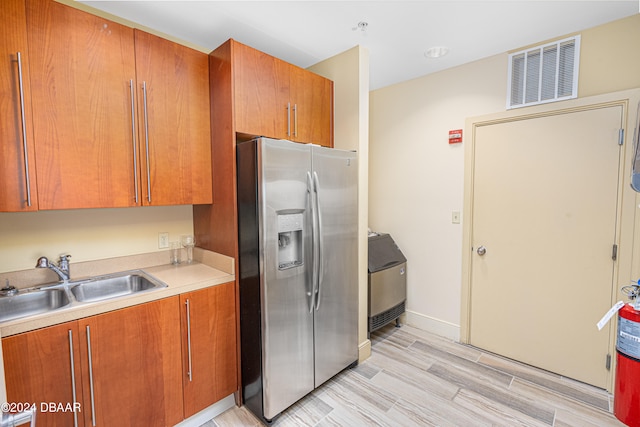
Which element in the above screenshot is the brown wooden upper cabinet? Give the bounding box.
[10,0,212,210]
[134,30,212,206]
[0,0,38,212]
[232,40,333,147]
[193,39,334,256]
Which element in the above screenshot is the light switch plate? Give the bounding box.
[452,211,461,224]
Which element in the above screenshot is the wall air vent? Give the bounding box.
[507,35,580,109]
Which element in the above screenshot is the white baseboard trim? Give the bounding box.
[358,338,372,362]
[174,394,236,427]
[403,310,460,342]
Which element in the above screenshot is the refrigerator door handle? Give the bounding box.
[307,171,317,313]
[313,171,324,311]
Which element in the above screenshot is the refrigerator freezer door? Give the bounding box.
[260,138,315,419]
[311,145,359,386]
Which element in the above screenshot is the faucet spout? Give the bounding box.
[36,255,71,282]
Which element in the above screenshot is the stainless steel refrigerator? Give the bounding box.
[237,137,358,423]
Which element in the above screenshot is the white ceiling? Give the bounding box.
[81,1,638,90]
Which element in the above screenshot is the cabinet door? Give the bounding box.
[78,297,183,427]
[0,0,37,211]
[3,321,84,427]
[233,41,290,139]
[134,30,212,206]
[180,282,237,417]
[290,67,333,147]
[26,0,139,209]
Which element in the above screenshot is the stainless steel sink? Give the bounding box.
[70,271,167,303]
[0,270,168,324]
[0,289,71,323]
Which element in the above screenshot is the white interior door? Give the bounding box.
[469,105,623,388]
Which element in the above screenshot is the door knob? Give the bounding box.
[477,246,487,256]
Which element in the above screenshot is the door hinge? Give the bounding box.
[619,129,624,145]
[606,353,612,370]
[612,244,618,261]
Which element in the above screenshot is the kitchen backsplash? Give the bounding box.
[0,248,234,291]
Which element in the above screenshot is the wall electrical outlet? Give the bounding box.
[158,232,170,249]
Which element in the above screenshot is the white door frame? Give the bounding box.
[460,88,640,392]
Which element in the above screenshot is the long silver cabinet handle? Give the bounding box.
[286,102,291,137]
[185,299,193,382]
[85,326,97,426]
[313,171,324,310]
[67,330,78,427]
[16,52,32,207]
[129,80,139,204]
[293,103,298,138]
[142,81,151,203]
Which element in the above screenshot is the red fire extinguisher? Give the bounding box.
[615,284,640,426]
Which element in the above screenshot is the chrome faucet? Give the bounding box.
[1,406,36,427]
[0,279,17,297]
[36,254,71,282]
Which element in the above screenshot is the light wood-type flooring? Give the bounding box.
[203,323,625,426]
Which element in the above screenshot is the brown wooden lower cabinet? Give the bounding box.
[180,281,237,417]
[77,297,183,427]
[3,321,84,427]
[2,285,237,427]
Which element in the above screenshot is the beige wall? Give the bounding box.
[578,15,640,98]
[0,206,194,273]
[309,46,372,361]
[369,14,640,340]
[369,55,507,339]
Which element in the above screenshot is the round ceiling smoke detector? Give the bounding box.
[353,21,368,32]
[424,46,449,58]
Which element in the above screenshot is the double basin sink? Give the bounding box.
[0,271,167,324]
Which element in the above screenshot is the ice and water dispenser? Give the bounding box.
[277,213,304,270]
